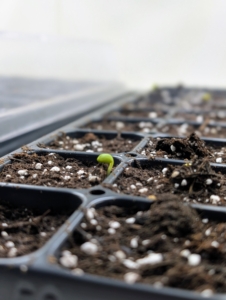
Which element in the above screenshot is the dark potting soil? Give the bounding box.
[107,110,167,119]
[142,133,226,163]
[104,158,226,206]
[0,153,108,188]
[0,202,72,257]
[157,123,226,138]
[58,201,226,294]
[174,112,226,123]
[82,120,226,138]
[39,132,139,153]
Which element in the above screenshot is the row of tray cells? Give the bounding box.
[1,87,226,293]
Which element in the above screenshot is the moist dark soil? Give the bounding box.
[157,123,226,138]
[103,158,226,206]
[39,132,139,153]
[106,110,167,118]
[0,201,72,257]
[0,152,108,188]
[142,133,226,163]
[82,120,226,138]
[174,112,226,123]
[58,201,226,294]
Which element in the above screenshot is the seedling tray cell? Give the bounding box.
[173,110,226,123]
[54,197,226,298]
[38,129,143,154]
[142,133,226,163]
[0,151,123,189]
[2,86,226,300]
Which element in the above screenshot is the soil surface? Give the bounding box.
[58,201,226,294]
[174,112,226,123]
[107,110,167,119]
[142,133,226,163]
[39,132,139,153]
[0,201,72,257]
[104,158,226,206]
[0,152,108,188]
[82,120,226,138]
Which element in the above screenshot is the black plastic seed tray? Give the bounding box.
[1,87,226,300]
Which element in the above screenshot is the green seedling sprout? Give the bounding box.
[97,153,114,175]
[202,93,212,102]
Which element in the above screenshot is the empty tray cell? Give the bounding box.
[107,109,167,119]
[0,152,120,188]
[39,131,141,154]
[104,159,226,206]
[174,110,226,123]
[57,198,226,294]
[0,189,80,258]
[142,133,226,163]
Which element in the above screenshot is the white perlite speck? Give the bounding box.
[50,166,60,172]
[136,253,163,266]
[77,170,85,175]
[64,176,71,180]
[202,218,209,224]
[181,179,187,186]
[216,157,222,163]
[1,231,8,237]
[115,121,125,130]
[201,289,213,297]
[125,217,136,224]
[40,232,46,237]
[170,145,176,152]
[211,241,219,248]
[48,161,53,165]
[130,185,136,190]
[66,165,72,170]
[90,219,98,226]
[60,255,78,268]
[130,237,139,248]
[180,249,191,258]
[206,179,213,185]
[123,259,139,269]
[162,168,168,175]
[88,175,100,183]
[35,163,42,170]
[8,247,17,257]
[80,242,98,255]
[142,239,150,246]
[5,241,15,248]
[62,250,71,256]
[114,250,126,260]
[138,188,148,193]
[210,195,220,204]
[147,177,153,182]
[205,228,212,236]
[174,183,179,188]
[187,253,201,266]
[109,221,121,229]
[32,174,38,179]
[108,228,116,235]
[124,272,140,284]
[86,208,95,220]
[17,169,28,176]
[171,171,179,178]
[74,144,85,151]
[2,223,8,227]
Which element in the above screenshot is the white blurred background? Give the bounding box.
[0,0,226,89]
